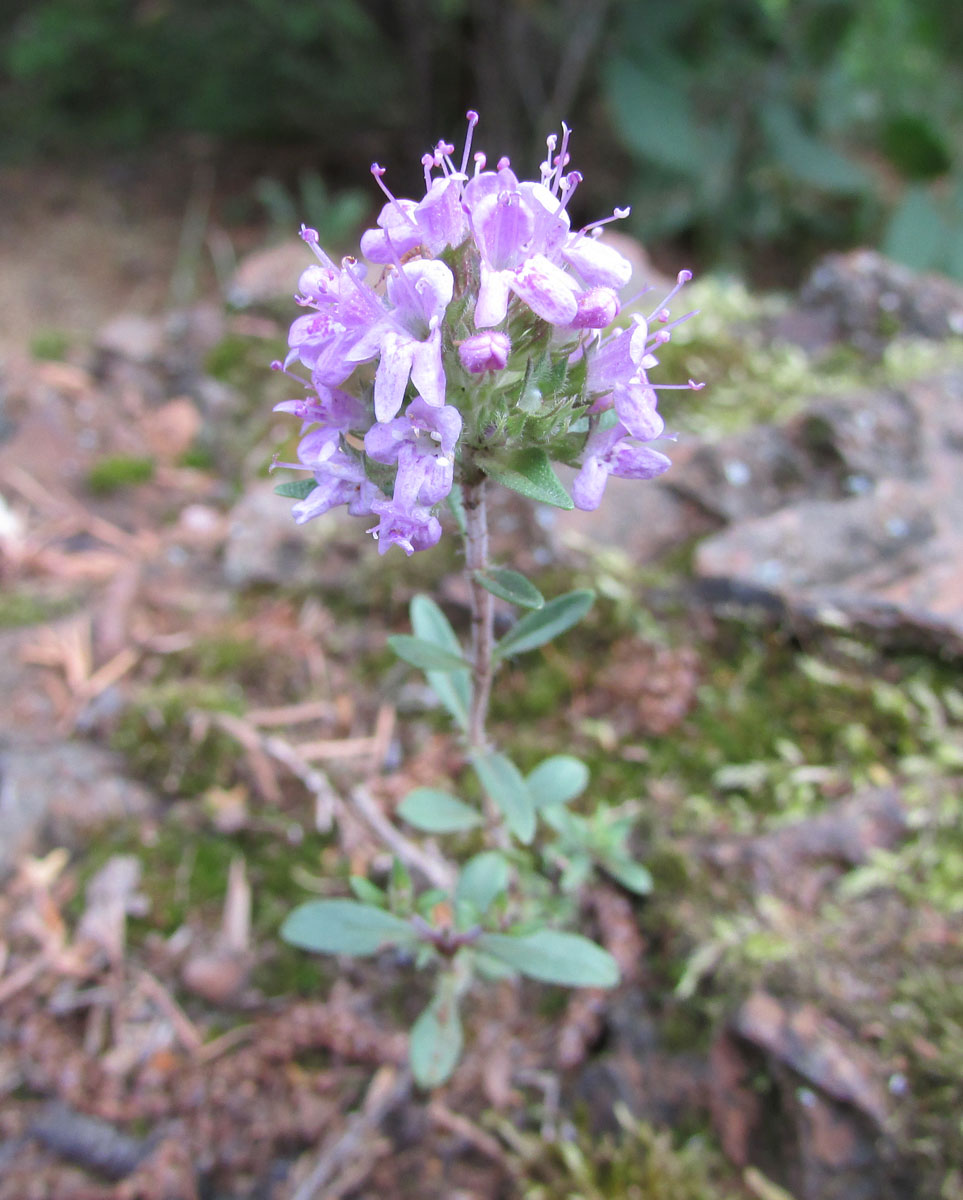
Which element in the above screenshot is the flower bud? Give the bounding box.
[458,331,511,373]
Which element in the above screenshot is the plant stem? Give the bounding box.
[462,478,494,751]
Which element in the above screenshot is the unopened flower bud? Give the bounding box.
[458,331,511,373]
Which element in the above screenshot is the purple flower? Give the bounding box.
[458,331,511,373]
[273,112,701,555]
[571,423,672,511]
[349,259,454,422]
[364,397,462,508]
[367,497,443,556]
[290,446,383,525]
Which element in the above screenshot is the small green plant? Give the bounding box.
[273,113,699,1087]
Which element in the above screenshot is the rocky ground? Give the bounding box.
[2,164,963,1199]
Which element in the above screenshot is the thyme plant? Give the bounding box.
[271,113,700,1086]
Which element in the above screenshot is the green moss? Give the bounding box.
[0,587,82,628]
[653,276,963,442]
[508,1106,743,1199]
[29,328,71,361]
[87,455,155,495]
[110,681,246,796]
[70,819,335,997]
[205,334,271,390]
[178,444,216,470]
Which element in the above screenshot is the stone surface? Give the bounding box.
[710,993,909,1200]
[0,741,157,878]
[782,250,963,353]
[222,479,367,589]
[692,370,963,653]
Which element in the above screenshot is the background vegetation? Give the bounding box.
[2,0,962,283]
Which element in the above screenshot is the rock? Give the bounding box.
[710,993,909,1200]
[0,742,157,878]
[222,480,366,589]
[95,314,168,365]
[782,250,963,353]
[552,471,715,564]
[699,788,907,911]
[227,241,312,308]
[141,396,202,463]
[693,370,963,653]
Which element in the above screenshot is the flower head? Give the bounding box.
[272,113,700,550]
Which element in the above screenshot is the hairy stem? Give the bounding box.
[462,478,494,750]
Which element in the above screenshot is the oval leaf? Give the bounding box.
[410,977,463,1088]
[387,634,468,672]
[478,930,620,987]
[274,478,317,500]
[411,594,470,731]
[493,590,595,660]
[281,900,416,956]
[527,755,590,809]
[602,855,654,896]
[472,751,535,844]
[478,447,574,510]
[456,851,509,917]
[474,568,544,609]
[398,788,483,833]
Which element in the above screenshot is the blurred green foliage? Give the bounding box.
[2,0,961,279]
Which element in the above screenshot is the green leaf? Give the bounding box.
[602,855,654,896]
[281,900,416,956]
[472,950,518,981]
[411,595,470,731]
[473,568,544,610]
[477,447,574,510]
[456,851,509,917]
[762,102,870,195]
[527,755,590,809]
[348,876,387,906]
[606,59,705,175]
[446,483,468,537]
[472,751,535,844]
[477,930,620,987]
[398,788,483,833]
[493,590,595,660]
[409,976,464,1088]
[883,186,946,272]
[273,478,317,500]
[387,635,468,672]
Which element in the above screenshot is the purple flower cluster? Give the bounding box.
[273,113,699,554]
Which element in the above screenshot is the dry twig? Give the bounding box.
[288,1065,412,1200]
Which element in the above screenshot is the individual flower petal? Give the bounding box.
[510,253,579,325]
[474,266,513,328]
[472,187,535,271]
[415,176,469,253]
[409,328,447,408]
[373,331,416,423]
[571,287,620,329]
[612,378,665,440]
[562,235,633,288]
[359,199,422,263]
